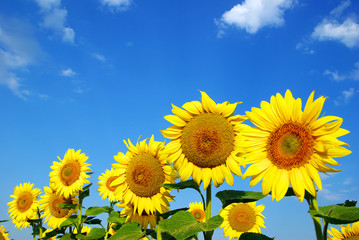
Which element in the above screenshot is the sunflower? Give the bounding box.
[220,202,265,240]
[73,225,91,235]
[161,91,246,189]
[0,225,10,240]
[328,221,359,240]
[241,90,351,201]
[11,218,31,230]
[111,136,177,216]
[40,184,78,228]
[49,149,91,198]
[188,202,206,222]
[118,202,161,229]
[97,168,121,202]
[7,182,41,226]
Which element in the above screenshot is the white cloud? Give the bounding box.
[342,87,356,103]
[343,177,352,185]
[319,188,344,201]
[324,61,359,82]
[0,16,43,99]
[34,0,75,44]
[311,1,359,48]
[100,0,131,11]
[216,0,294,35]
[350,62,359,80]
[296,40,315,54]
[92,53,106,62]
[323,69,346,81]
[61,68,76,77]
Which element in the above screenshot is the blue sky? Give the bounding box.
[1,0,358,239]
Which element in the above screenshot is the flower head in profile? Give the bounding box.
[0,225,10,240]
[241,90,351,201]
[220,202,265,240]
[111,136,177,216]
[118,202,160,229]
[7,182,41,229]
[49,149,91,198]
[161,91,246,189]
[188,202,206,222]
[97,168,121,202]
[40,184,78,228]
[328,221,359,240]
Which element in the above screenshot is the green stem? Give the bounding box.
[77,191,83,235]
[307,196,323,240]
[323,220,329,240]
[156,214,163,240]
[105,202,115,240]
[204,184,213,240]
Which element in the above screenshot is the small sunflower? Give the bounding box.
[73,225,91,235]
[220,202,265,240]
[97,168,121,202]
[188,202,206,222]
[49,149,91,198]
[40,184,78,228]
[328,221,359,240]
[161,91,246,189]
[7,182,41,226]
[0,225,10,240]
[241,90,351,201]
[119,202,161,229]
[11,218,31,230]
[111,136,177,216]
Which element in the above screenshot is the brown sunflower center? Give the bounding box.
[49,195,72,218]
[267,122,314,170]
[181,113,235,168]
[60,162,81,186]
[126,153,165,197]
[191,209,205,222]
[0,232,5,240]
[228,204,256,233]
[106,176,119,192]
[346,236,359,240]
[16,192,33,212]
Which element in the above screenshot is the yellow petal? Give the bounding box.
[273,169,289,201]
[262,166,277,196]
[200,91,217,113]
[305,164,322,190]
[289,168,305,202]
[202,168,212,189]
[171,104,193,121]
[164,115,187,127]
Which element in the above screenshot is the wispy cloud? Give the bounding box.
[334,87,358,105]
[216,0,295,36]
[34,0,75,44]
[323,70,346,82]
[92,53,106,62]
[319,188,345,201]
[100,0,132,11]
[0,16,43,99]
[324,61,359,82]
[311,1,359,48]
[61,68,77,77]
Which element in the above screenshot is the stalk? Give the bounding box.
[104,201,115,240]
[204,183,213,240]
[307,196,323,240]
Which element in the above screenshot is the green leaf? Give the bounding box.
[60,216,78,228]
[163,180,200,192]
[109,222,145,240]
[86,206,112,216]
[238,232,274,240]
[310,204,359,224]
[216,190,266,208]
[159,211,223,240]
[80,189,90,201]
[158,208,189,219]
[338,200,357,207]
[0,220,8,223]
[84,218,102,225]
[43,228,65,240]
[58,204,78,209]
[60,233,75,240]
[83,183,93,192]
[108,211,126,225]
[283,188,313,201]
[84,228,106,240]
[76,234,86,240]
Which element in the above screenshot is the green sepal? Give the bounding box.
[109,222,145,240]
[216,190,266,208]
[159,211,223,240]
[238,232,274,240]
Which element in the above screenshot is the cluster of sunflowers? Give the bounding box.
[1,90,358,240]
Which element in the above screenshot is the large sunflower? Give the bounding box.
[49,149,91,198]
[161,91,246,189]
[111,136,177,216]
[241,90,351,201]
[188,202,206,222]
[220,202,265,240]
[97,168,120,202]
[0,225,10,240]
[7,182,41,226]
[40,184,78,228]
[328,221,359,240]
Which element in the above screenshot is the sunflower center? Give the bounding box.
[126,153,165,197]
[0,232,5,240]
[228,204,256,233]
[181,113,235,168]
[60,162,81,186]
[267,122,314,170]
[50,195,71,218]
[16,192,33,212]
[191,209,205,222]
[106,176,119,192]
[346,236,359,240]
